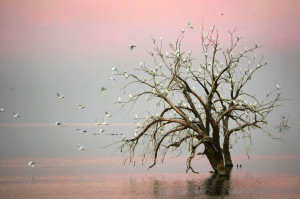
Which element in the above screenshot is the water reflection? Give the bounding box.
[202,166,232,197]
[0,156,299,198]
[152,179,163,198]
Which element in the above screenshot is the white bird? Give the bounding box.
[102,117,108,125]
[129,94,132,99]
[109,77,116,81]
[105,112,112,117]
[118,97,122,102]
[77,144,85,150]
[13,112,20,118]
[95,120,101,125]
[78,105,86,109]
[276,84,280,89]
[28,161,35,168]
[99,129,105,133]
[188,21,194,29]
[124,71,129,78]
[180,28,185,33]
[129,45,136,51]
[80,130,88,135]
[100,87,107,95]
[56,92,64,99]
[111,67,117,74]
[55,122,66,127]
[0,108,4,112]
[135,114,138,119]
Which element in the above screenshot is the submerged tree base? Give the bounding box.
[217,168,227,176]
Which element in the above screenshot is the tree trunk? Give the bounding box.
[223,134,233,167]
[204,143,226,176]
[222,117,233,167]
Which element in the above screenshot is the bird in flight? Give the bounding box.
[188,21,194,29]
[102,117,108,125]
[28,161,35,168]
[78,105,86,109]
[77,144,85,150]
[80,130,88,135]
[55,122,66,127]
[95,120,101,125]
[13,112,20,118]
[99,129,105,133]
[105,112,112,117]
[57,93,64,99]
[100,87,107,95]
[129,45,136,51]
[0,108,4,112]
[111,67,117,74]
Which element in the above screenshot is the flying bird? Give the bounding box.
[188,21,194,29]
[99,129,105,133]
[95,120,101,125]
[105,112,112,117]
[28,161,35,168]
[13,112,20,118]
[56,93,64,99]
[77,144,85,150]
[129,45,136,51]
[100,87,107,95]
[80,130,88,135]
[55,122,66,127]
[111,67,117,74]
[124,71,129,78]
[102,117,108,125]
[0,108,4,112]
[78,105,86,109]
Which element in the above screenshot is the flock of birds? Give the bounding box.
[53,91,115,152]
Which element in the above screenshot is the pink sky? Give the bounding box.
[1,0,300,57]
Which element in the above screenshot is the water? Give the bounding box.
[0,125,299,198]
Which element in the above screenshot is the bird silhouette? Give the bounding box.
[129,45,136,51]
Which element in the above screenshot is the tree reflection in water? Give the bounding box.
[202,166,233,197]
[150,167,235,198]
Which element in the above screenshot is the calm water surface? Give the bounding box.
[0,125,299,198]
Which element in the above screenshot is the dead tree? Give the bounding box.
[114,26,281,175]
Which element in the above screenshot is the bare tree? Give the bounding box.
[114,26,281,175]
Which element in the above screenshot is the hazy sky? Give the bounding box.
[0,0,300,159]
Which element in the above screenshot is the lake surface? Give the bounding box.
[0,124,299,198]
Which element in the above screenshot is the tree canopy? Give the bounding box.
[113,26,281,175]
